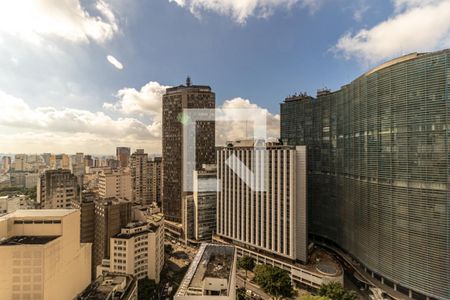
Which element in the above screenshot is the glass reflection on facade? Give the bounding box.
[281,50,450,300]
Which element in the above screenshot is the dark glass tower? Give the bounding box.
[162,78,215,223]
[281,50,450,299]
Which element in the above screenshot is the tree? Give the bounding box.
[237,287,249,300]
[138,278,158,300]
[238,256,256,286]
[317,282,357,300]
[253,264,293,299]
[238,256,256,272]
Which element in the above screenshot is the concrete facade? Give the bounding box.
[216,141,308,263]
[98,169,132,201]
[37,169,79,209]
[104,220,164,283]
[0,210,91,300]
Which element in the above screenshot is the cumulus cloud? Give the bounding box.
[103,81,171,119]
[107,55,124,70]
[334,0,450,64]
[0,0,119,44]
[168,0,321,23]
[0,90,161,154]
[216,97,280,145]
[0,83,279,154]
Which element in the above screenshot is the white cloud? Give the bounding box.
[216,97,280,145]
[168,0,321,23]
[107,55,124,70]
[105,85,280,145]
[352,1,369,22]
[103,81,171,119]
[0,0,119,44]
[0,85,280,154]
[334,0,450,64]
[0,90,161,154]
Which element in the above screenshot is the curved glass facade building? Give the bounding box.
[280,50,450,299]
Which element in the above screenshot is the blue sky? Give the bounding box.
[1,0,449,154]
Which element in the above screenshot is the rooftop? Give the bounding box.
[0,209,76,221]
[77,273,137,300]
[113,220,160,239]
[165,78,212,94]
[176,243,235,297]
[0,235,59,246]
[222,139,295,149]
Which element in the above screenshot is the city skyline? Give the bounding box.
[1,2,450,299]
[2,0,450,154]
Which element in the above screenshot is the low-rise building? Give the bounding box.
[0,195,33,215]
[175,243,236,299]
[0,209,92,300]
[77,273,137,300]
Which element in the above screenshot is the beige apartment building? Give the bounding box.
[93,198,132,277]
[13,154,27,171]
[0,209,91,300]
[98,169,132,201]
[99,216,164,283]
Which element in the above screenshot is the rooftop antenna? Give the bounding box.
[186,76,191,87]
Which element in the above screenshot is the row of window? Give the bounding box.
[14,220,61,224]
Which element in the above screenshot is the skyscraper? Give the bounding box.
[162,78,215,223]
[37,169,79,209]
[72,191,96,244]
[183,164,217,242]
[130,149,150,204]
[14,154,26,171]
[98,168,132,201]
[72,152,85,187]
[148,156,162,205]
[1,156,11,172]
[84,155,94,169]
[216,140,308,263]
[55,154,70,170]
[280,50,450,299]
[116,147,131,168]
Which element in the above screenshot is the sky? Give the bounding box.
[1,0,450,155]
